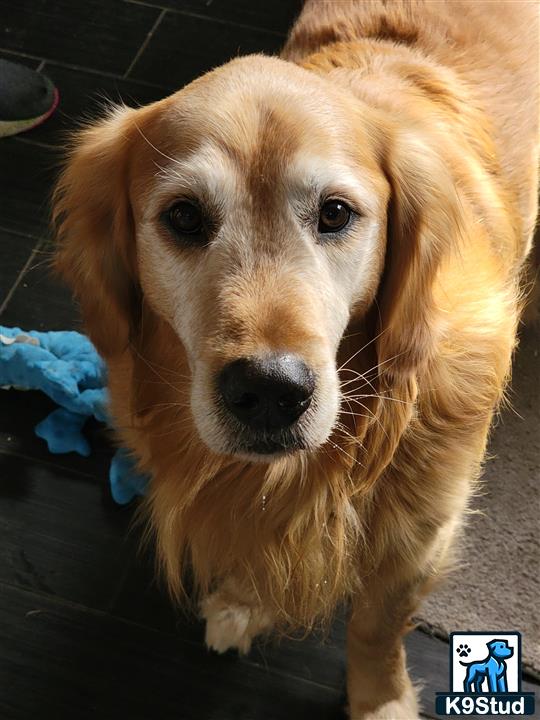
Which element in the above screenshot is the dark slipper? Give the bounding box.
[0,58,59,138]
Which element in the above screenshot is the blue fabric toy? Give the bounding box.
[0,325,149,504]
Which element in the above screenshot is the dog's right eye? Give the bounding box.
[318,199,352,234]
[166,201,206,243]
[169,201,203,234]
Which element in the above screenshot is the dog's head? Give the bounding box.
[54,55,461,463]
[488,640,514,660]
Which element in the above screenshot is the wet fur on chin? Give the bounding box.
[53,1,538,639]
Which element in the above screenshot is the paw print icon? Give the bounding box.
[456,643,471,658]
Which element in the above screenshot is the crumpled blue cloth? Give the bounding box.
[0,325,149,504]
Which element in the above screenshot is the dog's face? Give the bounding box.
[488,640,514,660]
[55,54,459,463]
[130,57,389,459]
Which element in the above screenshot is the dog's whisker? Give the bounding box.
[337,326,389,371]
[343,393,409,406]
[334,422,366,450]
[344,348,411,381]
[338,367,368,376]
[134,356,191,379]
[134,123,183,167]
[339,374,378,392]
[340,398,389,440]
[337,410,374,420]
[145,421,194,439]
[129,344,188,395]
[111,401,190,424]
[341,329,370,340]
[136,362,192,382]
[326,438,361,467]
[328,440,364,468]
[339,371,380,396]
[337,350,411,402]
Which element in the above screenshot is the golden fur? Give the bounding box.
[54,1,539,717]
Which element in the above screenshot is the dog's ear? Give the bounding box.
[353,128,467,484]
[376,128,465,380]
[53,106,142,358]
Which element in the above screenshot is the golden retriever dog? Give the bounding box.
[53,1,539,717]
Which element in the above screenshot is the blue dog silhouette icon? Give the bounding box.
[460,639,514,693]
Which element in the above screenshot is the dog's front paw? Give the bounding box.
[201,589,272,655]
[202,599,252,654]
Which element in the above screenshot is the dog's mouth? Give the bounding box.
[232,429,309,459]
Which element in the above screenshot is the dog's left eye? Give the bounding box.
[318,200,351,234]
[168,201,204,236]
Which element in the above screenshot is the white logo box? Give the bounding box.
[450,632,521,693]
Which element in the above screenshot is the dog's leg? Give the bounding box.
[474,676,485,693]
[487,667,499,693]
[200,577,274,655]
[463,669,474,693]
[346,581,421,720]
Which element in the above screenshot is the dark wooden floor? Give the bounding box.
[0,2,538,719]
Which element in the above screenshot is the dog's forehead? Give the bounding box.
[143,58,384,214]
[153,95,348,209]
[168,92,339,170]
[159,57,359,165]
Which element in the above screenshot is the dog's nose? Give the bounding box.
[218,354,315,431]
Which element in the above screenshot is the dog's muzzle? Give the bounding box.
[217,353,315,454]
